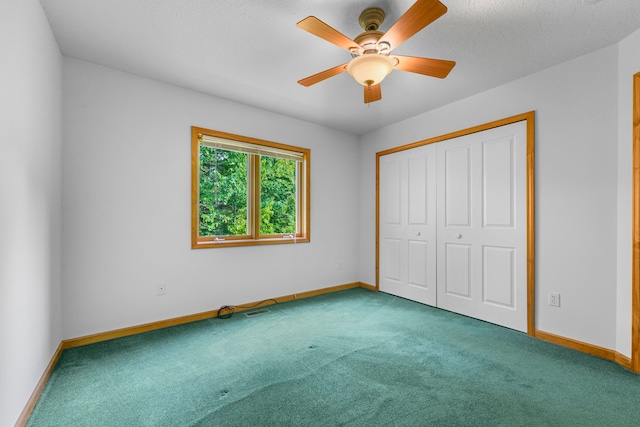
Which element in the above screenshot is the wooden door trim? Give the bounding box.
[376,111,536,335]
[632,72,640,372]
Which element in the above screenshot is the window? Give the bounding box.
[191,127,310,248]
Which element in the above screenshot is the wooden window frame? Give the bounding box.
[191,127,310,249]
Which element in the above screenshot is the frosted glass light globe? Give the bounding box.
[346,55,395,86]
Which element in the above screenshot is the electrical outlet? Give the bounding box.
[549,292,560,307]
[157,284,167,296]
[338,261,343,270]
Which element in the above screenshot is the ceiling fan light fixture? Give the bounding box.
[296,1,454,102]
[346,54,395,86]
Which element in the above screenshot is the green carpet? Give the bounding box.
[27,288,640,426]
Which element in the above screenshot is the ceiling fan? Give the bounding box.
[297,0,455,104]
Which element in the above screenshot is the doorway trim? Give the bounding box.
[632,72,640,373]
[375,111,536,336]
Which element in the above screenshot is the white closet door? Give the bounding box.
[379,144,437,306]
[436,121,527,332]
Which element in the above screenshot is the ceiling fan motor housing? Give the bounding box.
[353,31,387,56]
[352,7,390,56]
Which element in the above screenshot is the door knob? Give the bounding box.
[455,233,462,239]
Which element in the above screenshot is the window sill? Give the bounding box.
[192,236,310,249]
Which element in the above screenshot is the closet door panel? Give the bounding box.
[437,121,527,332]
[379,145,437,306]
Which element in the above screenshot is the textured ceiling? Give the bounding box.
[39,0,640,135]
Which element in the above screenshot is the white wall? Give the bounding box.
[616,27,640,357]
[61,58,360,339]
[358,44,620,351]
[0,0,62,425]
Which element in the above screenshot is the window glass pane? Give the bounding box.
[199,146,248,236]
[260,156,297,235]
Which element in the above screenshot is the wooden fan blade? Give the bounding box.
[394,55,455,78]
[298,63,349,87]
[297,16,360,51]
[378,0,447,50]
[364,84,382,104]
